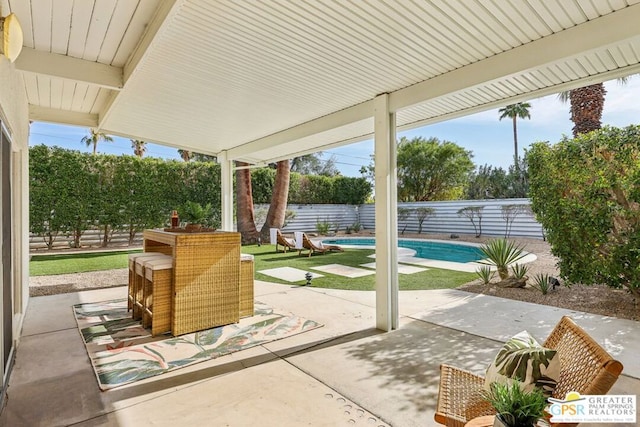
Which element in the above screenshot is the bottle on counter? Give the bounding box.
[171,210,179,228]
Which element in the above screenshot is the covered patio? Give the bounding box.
[1,282,638,426]
[2,0,640,423]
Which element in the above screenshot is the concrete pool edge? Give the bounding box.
[320,236,538,273]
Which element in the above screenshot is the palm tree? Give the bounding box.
[558,77,633,137]
[131,140,147,158]
[558,83,606,137]
[498,102,531,165]
[260,160,291,241]
[81,129,113,155]
[235,161,260,244]
[178,149,191,162]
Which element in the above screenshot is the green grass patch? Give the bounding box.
[242,244,476,291]
[29,244,476,292]
[30,250,141,276]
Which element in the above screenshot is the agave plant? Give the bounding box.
[531,273,551,295]
[475,265,495,284]
[511,263,529,280]
[479,239,526,280]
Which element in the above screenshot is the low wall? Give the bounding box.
[269,199,543,239]
[29,199,543,251]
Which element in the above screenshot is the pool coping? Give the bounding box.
[320,237,537,273]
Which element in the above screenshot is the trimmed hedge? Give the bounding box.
[29,145,371,248]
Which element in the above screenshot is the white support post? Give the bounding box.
[373,93,399,332]
[218,151,234,231]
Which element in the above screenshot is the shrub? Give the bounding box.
[528,125,640,297]
[351,221,362,232]
[315,218,331,235]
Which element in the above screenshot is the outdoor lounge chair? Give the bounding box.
[434,315,623,427]
[299,233,343,257]
[275,229,297,253]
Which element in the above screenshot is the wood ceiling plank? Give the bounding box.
[22,73,39,104]
[36,75,51,108]
[576,0,607,19]
[617,43,639,65]
[50,0,73,54]
[113,0,163,67]
[49,78,63,110]
[71,84,89,111]
[67,1,94,58]
[80,86,99,113]
[97,0,140,64]
[83,0,117,62]
[90,89,111,114]
[526,0,563,32]
[560,0,589,24]
[60,80,76,111]
[432,0,510,55]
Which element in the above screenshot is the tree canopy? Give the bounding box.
[290,153,340,176]
[395,136,474,201]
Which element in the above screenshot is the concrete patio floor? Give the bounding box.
[1,281,638,427]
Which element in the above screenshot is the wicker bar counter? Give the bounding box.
[143,229,241,336]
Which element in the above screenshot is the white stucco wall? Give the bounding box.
[0,57,30,385]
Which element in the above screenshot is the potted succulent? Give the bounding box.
[483,382,547,427]
[179,201,213,232]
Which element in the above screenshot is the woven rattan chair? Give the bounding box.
[434,316,624,427]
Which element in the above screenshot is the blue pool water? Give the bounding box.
[322,238,484,263]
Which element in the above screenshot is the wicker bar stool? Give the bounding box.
[240,254,255,318]
[128,252,167,313]
[132,253,167,320]
[141,255,174,336]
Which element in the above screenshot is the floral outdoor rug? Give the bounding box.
[73,299,323,390]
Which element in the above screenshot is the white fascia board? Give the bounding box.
[389,3,640,112]
[226,100,374,161]
[15,48,123,90]
[29,105,98,128]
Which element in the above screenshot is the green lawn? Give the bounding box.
[241,244,476,291]
[29,244,476,291]
[29,250,141,276]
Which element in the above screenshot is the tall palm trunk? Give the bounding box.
[260,160,291,241]
[235,161,259,244]
[569,83,606,137]
[511,115,518,165]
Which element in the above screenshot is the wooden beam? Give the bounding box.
[15,48,123,90]
[29,105,98,127]
[226,101,374,161]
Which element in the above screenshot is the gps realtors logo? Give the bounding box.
[549,391,636,424]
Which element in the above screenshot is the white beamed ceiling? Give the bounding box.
[9,0,640,164]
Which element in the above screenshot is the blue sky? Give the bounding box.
[30,78,640,177]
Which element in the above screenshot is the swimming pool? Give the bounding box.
[321,237,485,263]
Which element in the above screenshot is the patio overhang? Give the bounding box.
[8,0,640,330]
[11,1,640,163]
